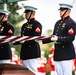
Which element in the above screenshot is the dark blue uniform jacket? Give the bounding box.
[20,18,42,60]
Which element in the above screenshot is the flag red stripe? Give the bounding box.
[0,36,11,43]
[9,36,22,42]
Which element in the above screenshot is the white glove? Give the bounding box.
[51,35,58,41]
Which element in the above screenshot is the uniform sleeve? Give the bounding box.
[33,22,42,36]
[7,25,14,36]
[42,39,52,44]
[57,23,76,43]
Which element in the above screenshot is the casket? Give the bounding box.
[0,64,35,75]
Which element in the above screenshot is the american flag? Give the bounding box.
[0,36,51,44]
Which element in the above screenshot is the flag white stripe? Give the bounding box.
[0,36,6,39]
[2,36,17,43]
[13,36,28,42]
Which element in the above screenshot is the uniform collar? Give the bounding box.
[3,21,8,23]
[28,18,35,22]
[61,16,70,21]
[1,21,8,25]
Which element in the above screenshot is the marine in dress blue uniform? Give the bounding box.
[13,6,42,74]
[42,3,76,75]
[21,6,42,75]
[0,9,14,63]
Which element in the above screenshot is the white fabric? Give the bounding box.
[38,72,46,75]
[0,60,11,64]
[54,60,73,75]
[22,58,39,75]
[50,71,57,75]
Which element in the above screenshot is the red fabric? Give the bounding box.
[10,59,16,64]
[35,27,41,33]
[74,58,76,71]
[8,29,13,34]
[38,65,46,72]
[50,65,55,71]
[47,55,55,71]
[49,47,54,53]
[10,59,22,65]
[74,58,76,66]
[68,28,74,35]
[16,59,22,65]
[37,57,47,72]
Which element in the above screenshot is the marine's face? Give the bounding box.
[59,9,70,18]
[25,12,32,20]
[59,10,66,17]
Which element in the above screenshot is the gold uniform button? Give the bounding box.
[57,27,59,29]
[23,31,24,33]
[62,46,64,48]
[61,21,63,23]
[64,37,66,38]
[56,30,58,31]
[56,33,57,35]
[24,28,26,30]
[59,24,61,25]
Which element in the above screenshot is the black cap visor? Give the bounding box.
[24,10,33,13]
[0,13,5,15]
[59,8,69,11]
